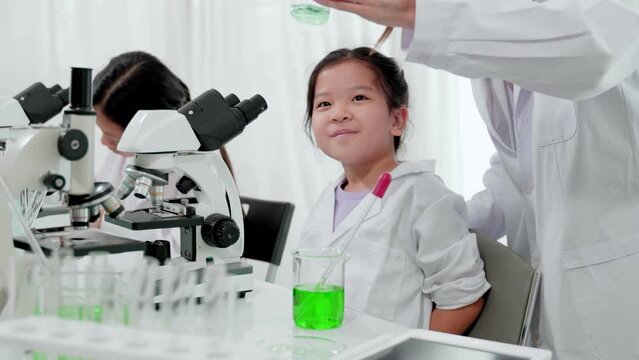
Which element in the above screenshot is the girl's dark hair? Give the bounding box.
[93,51,191,129]
[305,47,409,150]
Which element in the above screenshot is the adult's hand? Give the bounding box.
[314,0,416,29]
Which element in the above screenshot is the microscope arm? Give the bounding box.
[0,128,66,193]
[0,128,62,278]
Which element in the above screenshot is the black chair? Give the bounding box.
[240,196,295,283]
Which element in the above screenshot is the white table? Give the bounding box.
[0,280,552,359]
[0,280,407,360]
[241,282,552,360]
[240,280,408,351]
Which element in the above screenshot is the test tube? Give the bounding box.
[175,269,197,333]
[86,252,115,324]
[160,261,181,330]
[199,265,222,333]
[201,264,236,355]
[135,257,161,329]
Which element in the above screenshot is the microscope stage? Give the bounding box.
[105,208,204,230]
[14,229,145,256]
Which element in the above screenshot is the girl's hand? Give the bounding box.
[90,209,105,228]
[314,0,416,29]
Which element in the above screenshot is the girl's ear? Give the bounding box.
[390,107,408,137]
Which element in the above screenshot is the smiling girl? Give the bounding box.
[300,47,489,333]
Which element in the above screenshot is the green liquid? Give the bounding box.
[57,305,84,321]
[32,352,47,360]
[54,305,102,360]
[56,305,104,323]
[32,303,124,360]
[293,284,344,330]
[32,306,46,360]
[290,4,330,25]
[122,305,130,326]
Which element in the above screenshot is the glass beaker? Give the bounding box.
[290,1,330,25]
[292,248,347,330]
[54,271,116,323]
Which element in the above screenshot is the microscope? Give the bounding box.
[106,89,267,295]
[0,68,142,264]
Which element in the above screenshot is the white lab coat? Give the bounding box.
[467,154,536,263]
[405,0,639,358]
[300,160,490,329]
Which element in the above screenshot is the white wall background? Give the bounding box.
[0,0,495,287]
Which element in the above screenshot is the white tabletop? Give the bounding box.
[0,279,551,359]
[0,280,409,360]
[239,281,551,360]
[238,280,408,352]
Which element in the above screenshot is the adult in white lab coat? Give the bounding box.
[301,160,491,329]
[92,51,234,255]
[316,0,639,358]
[467,153,536,263]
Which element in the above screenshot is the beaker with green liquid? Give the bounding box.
[290,1,330,25]
[292,248,347,330]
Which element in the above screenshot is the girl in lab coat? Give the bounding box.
[315,1,639,359]
[92,51,233,254]
[300,47,490,332]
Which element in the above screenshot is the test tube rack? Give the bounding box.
[0,316,262,360]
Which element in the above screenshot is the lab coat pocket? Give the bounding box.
[560,235,639,359]
[533,96,577,146]
[345,239,406,321]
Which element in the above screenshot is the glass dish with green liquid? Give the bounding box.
[293,284,344,330]
[290,4,330,25]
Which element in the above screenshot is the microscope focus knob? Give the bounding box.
[201,214,240,248]
[58,129,88,161]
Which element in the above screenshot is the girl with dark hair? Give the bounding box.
[92,51,232,252]
[300,47,489,333]
[93,51,232,169]
[93,51,191,139]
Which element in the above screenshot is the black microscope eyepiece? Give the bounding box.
[13,83,70,124]
[178,89,268,151]
[235,94,268,126]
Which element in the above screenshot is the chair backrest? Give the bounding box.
[466,235,541,346]
[0,287,7,316]
[240,196,295,283]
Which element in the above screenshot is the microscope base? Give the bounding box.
[228,260,254,297]
[150,260,253,304]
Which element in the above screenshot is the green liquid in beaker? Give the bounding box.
[90,305,103,323]
[57,305,84,321]
[122,304,130,326]
[54,306,102,360]
[57,305,104,323]
[293,284,344,330]
[290,4,330,25]
[32,307,46,360]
